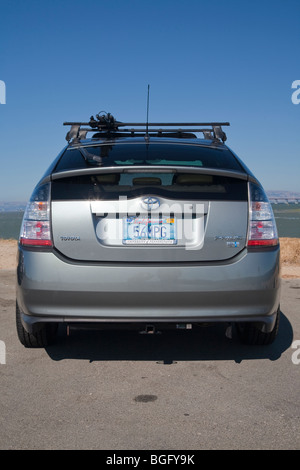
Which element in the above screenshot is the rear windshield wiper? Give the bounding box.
[79,148,105,165]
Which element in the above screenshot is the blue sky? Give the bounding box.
[0,0,299,201]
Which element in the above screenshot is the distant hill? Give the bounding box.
[267,190,300,199]
[0,202,27,212]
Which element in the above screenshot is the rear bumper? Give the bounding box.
[16,246,281,333]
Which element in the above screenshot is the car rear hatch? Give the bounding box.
[50,141,249,263]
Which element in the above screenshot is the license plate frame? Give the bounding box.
[123,216,177,245]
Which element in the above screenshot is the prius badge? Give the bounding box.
[214,235,242,248]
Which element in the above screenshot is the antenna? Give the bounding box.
[145,84,150,141]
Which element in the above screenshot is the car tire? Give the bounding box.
[237,307,280,345]
[16,302,58,348]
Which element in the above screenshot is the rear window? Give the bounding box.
[51,172,248,201]
[54,142,244,173]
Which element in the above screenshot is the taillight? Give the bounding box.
[20,183,52,247]
[247,182,278,248]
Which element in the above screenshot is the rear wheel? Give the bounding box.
[16,302,58,348]
[237,308,280,345]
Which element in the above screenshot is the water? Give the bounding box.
[272,204,300,238]
[0,204,299,240]
[0,212,24,239]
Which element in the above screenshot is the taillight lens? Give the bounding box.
[20,183,52,247]
[247,182,278,248]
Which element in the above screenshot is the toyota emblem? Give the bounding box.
[142,197,160,211]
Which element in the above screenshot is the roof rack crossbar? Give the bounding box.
[64,121,230,127]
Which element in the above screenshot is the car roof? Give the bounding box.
[68,136,228,151]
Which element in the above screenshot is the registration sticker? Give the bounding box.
[123,217,177,245]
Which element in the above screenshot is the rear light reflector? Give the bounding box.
[20,238,52,247]
[19,183,53,248]
[247,183,278,248]
[248,239,278,247]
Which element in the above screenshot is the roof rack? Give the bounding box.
[63,112,230,144]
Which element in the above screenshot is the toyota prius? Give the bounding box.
[16,114,280,347]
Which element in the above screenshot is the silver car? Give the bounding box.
[16,114,280,347]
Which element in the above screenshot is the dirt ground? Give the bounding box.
[0,238,299,277]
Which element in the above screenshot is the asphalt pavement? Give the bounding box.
[0,270,299,450]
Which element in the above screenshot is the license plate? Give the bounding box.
[123,217,177,245]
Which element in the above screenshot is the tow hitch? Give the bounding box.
[139,325,161,335]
